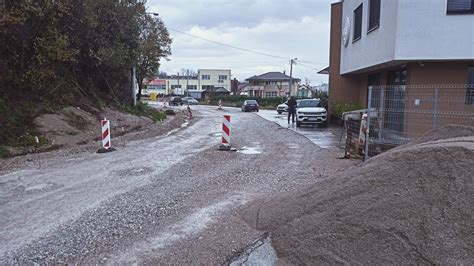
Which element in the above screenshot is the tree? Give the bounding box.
[135,13,172,101]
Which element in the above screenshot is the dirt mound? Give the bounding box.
[409,124,474,145]
[34,106,154,147]
[241,126,474,264]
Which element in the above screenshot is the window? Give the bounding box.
[202,85,214,91]
[171,85,181,89]
[265,92,277,97]
[368,0,380,32]
[353,4,363,42]
[466,66,474,104]
[218,75,227,80]
[201,75,210,80]
[187,85,197,90]
[447,0,474,14]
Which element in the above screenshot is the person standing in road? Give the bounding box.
[287,96,297,126]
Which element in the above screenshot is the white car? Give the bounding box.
[296,99,327,128]
[277,101,288,114]
[182,97,198,105]
[277,100,301,114]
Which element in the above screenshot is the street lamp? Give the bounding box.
[289,58,297,97]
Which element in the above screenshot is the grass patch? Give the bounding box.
[65,130,80,136]
[8,134,48,147]
[0,145,10,158]
[64,111,88,130]
[121,102,167,122]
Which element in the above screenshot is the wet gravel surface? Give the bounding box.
[0,106,358,264]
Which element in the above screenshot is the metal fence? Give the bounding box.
[340,84,474,160]
[365,84,474,159]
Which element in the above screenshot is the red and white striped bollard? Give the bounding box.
[101,117,111,150]
[219,114,231,150]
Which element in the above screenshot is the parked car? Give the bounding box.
[277,99,301,114]
[169,96,183,106]
[296,99,327,128]
[241,100,259,112]
[277,101,288,114]
[182,97,198,105]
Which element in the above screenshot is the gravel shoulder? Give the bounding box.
[0,106,359,264]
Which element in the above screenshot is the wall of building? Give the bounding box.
[340,0,474,74]
[395,0,474,60]
[198,69,231,91]
[340,0,399,74]
[328,2,364,116]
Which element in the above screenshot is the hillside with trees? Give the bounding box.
[0,0,171,148]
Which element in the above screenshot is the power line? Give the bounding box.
[168,27,328,67]
[168,27,291,61]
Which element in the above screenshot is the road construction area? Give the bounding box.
[0,105,356,264]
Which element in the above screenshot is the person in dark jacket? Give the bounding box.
[287,96,297,125]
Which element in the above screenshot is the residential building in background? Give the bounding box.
[244,72,301,97]
[144,69,231,98]
[323,0,474,109]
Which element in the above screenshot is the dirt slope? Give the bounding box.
[242,125,474,264]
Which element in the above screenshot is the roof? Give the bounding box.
[246,72,301,82]
[318,66,330,75]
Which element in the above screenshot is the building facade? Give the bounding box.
[145,69,231,97]
[325,0,474,109]
[245,72,301,97]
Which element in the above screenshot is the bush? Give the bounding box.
[0,145,10,158]
[121,102,167,122]
[164,109,176,115]
[331,102,365,118]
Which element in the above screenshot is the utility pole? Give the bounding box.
[131,66,136,106]
[289,58,297,97]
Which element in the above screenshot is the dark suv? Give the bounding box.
[169,96,183,106]
[241,100,259,112]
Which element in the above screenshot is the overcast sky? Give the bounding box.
[147,0,333,85]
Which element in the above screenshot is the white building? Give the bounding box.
[144,69,231,97]
[324,0,474,107]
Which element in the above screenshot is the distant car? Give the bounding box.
[277,99,301,114]
[296,99,327,128]
[182,97,198,105]
[277,101,288,114]
[169,96,183,106]
[241,100,259,112]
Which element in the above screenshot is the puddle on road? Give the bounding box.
[288,143,299,149]
[238,146,262,155]
[209,132,222,137]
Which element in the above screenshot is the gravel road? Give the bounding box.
[0,105,358,264]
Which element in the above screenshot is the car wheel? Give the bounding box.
[256,109,259,112]
[296,121,301,128]
[320,120,328,128]
[277,111,282,114]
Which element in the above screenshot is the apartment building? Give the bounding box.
[245,72,301,97]
[145,69,231,96]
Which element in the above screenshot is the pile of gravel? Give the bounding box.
[242,125,474,264]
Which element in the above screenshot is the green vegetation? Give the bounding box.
[0,1,172,147]
[0,145,10,158]
[331,102,365,118]
[209,92,329,109]
[122,102,166,122]
[165,109,176,115]
[64,111,88,130]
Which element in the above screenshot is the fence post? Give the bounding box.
[432,87,439,129]
[364,86,373,161]
[378,87,384,143]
